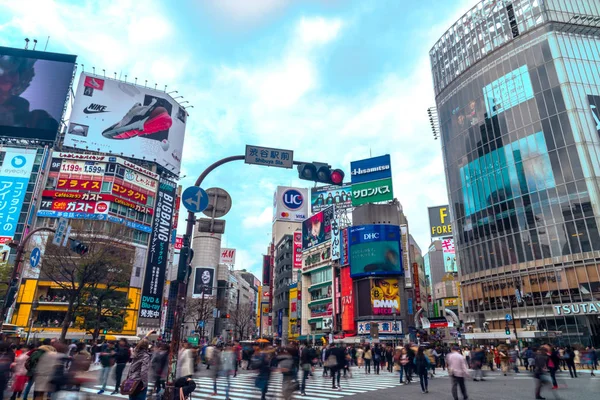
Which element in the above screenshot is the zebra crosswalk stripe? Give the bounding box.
[86,369,402,400]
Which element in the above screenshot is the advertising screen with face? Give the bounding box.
[349,224,403,278]
[192,267,215,297]
[0,47,76,141]
[302,206,333,250]
[65,73,187,175]
[371,278,400,315]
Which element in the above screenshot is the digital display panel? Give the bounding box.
[483,64,534,117]
[0,46,76,141]
[460,131,555,216]
[349,224,403,278]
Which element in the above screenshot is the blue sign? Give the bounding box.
[348,224,403,278]
[30,248,41,268]
[0,149,37,239]
[483,64,534,117]
[505,314,512,321]
[350,154,392,184]
[198,321,205,328]
[282,188,304,210]
[277,309,283,337]
[182,186,209,213]
[407,298,414,315]
[37,210,152,233]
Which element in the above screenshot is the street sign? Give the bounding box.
[52,217,68,245]
[245,145,294,169]
[198,321,205,328]
[505,314,512,321]
[202,188,232,218]
[61,225,72,247]
[187,336,199,346]
[30,248,41,268]
[182,186,209,213]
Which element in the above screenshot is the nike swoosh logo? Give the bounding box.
[83,108,109,114]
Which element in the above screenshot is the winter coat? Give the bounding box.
[128,349,152,387]
[33,351,64,393]
[177,349,195,378]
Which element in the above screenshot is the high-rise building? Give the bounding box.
[431,0,600,344]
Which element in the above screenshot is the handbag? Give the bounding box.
[120,378,143,396]
[324,355,337,368]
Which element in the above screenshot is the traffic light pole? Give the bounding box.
[165,155,314,399]
[0,226,56,333]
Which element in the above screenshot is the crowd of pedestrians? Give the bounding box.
[0,336,597,400]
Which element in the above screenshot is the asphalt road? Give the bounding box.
[32,364,600,399]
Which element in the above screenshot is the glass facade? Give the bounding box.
[431,0,600,345]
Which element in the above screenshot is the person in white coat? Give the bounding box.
[177,342,195,379]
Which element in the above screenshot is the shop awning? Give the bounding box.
[308,298,332,307]
[308,281,332,291]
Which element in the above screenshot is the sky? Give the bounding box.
[0,0,475,280]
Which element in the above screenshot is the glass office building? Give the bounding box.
[431,0,600,345]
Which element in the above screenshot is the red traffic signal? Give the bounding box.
[225,313,230,319]
[297,162,345,185]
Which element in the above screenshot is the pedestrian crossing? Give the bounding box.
[81,369,403,399]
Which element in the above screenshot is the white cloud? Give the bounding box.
[242,207,272,229]
[296,17,343,46]
[204,0,290,25]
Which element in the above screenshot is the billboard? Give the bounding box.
[351,177,394,206]
[0,148,37,269]
[349,225,403,278]
[262,255,271,286]
[65,73,188,175]
[483,64,534,118]
[371,278,400,315]
[340,266,355,332]
[220,248,236,265]
[442,238,457,272]
[192,267,215,297]
[139,176,177,324]
[331,217,340,261]
[350,154,392,184]
[311,184,352,213]
[428,205,452,239]
[400,225,412,287]
[302,206,334,250]
[273,186,309,222]
[340,228,349,266]
[0,46,76,141]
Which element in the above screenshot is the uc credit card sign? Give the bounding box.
[350,154,392,184]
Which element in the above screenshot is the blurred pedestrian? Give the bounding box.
[33,340,63,400]
[300,343,316,395]
[112,338,130,395]
[414,347,431,393]
[446,346,469,400]
[151,343,168,396]
[125,339,152,400]
[564,346,577,378]
[210,345,222,396]
[363,345,372,374]
[97,341,115,394]
[10,344,32,400]
[177,342,195,379]
[220,344,237,400]
[277,347,298,400]
[533,346,551,400]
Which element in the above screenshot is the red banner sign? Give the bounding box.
[413,262,421,310]
[56,178,101,192]
[293,232,302,269]
[43,191,153,214]
[174,236,184,250]
[341,266,355,333]
[41,199,109,214]
[112,182,148,204]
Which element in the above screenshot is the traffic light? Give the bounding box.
[70,240,89,255]
[505,325,511,335]
[177,247,194,282]
[224,313,230,319]
[103,329,108,334]
[297,162,344,185]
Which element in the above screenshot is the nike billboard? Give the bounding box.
[64,73,188,175]
[0,46,76,141]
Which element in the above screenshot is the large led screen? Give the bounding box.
[65,73,188,175]
[0,47,76,141]
[349,224,403,278]
[460,131,555,216]
[302,206,333,250]
[483,64,534,117]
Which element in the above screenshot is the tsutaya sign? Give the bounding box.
[553,302,600,316]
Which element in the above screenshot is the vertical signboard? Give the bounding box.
[331,214,340,261]
[139,177,177,324]
[442,238,457,272]
[0,148,37,269]
[400,225,412,288]
[262,255,271,286]
[340,266,355,332]
[340,228,349,266]
[292,232,302,283]
[428,205,452,239]
[413,262,421,310]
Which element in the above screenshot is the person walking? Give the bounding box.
[547,345,560,390]
[97,342,115,394]
[564,346,577,378]
[300,343,316,395]
[446,346,469,400]
[220,344,237,400]
[363,346,372,374]
[151,343,168,396]
[112,338,130,395]
[372,344,381,375]
[10,344,31,400]
[471,347,485,381]
[533,346,551,400]
[425,346,436,378]
[210,345,222,396]
[356,346,364,369]
[125,339,152,400]
[252,346,273,400]
[177,342,195,379]
[386,345,394,373]
[329,344,345,390]
[590,346,598,376]
[400,347,411,384]
[414,347,431,393]
[406,345,416,383]
[33,341,65,400]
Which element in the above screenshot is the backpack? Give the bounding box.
[25,349,45,373]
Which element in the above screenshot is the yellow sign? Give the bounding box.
[444,298,459,307]
[428,205,452,239]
